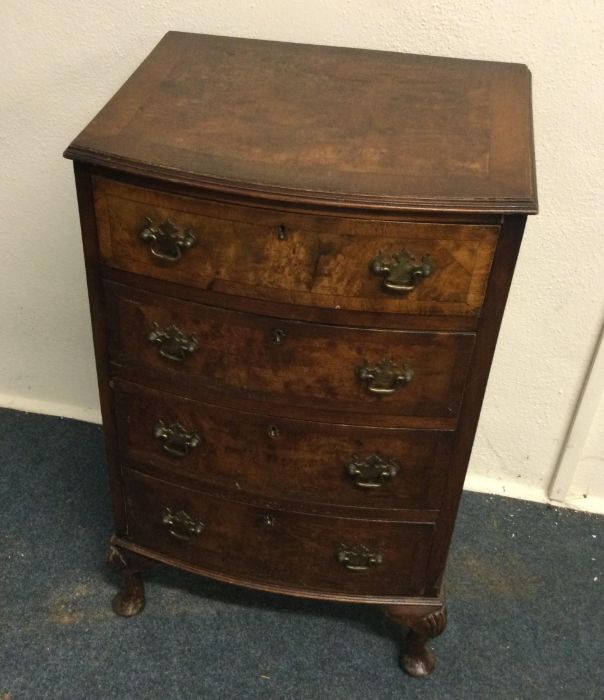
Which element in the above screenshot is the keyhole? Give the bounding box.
[277,224,287,240]
[272,328,286,345]
[267,425,280,439]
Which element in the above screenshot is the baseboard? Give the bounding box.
[556,493,604,516]
[464,472,548,503]
[464,472,604,515]
[0,391,102,425]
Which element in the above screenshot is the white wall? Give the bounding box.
[569,392,604,511]
[2,1,603,511]
[549,324,604,514]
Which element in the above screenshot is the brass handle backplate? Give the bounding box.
[153,419,201,457]
[346,454,400,489]
[370,249,432,294]
[148,323,198,362]
[161,507,204,541]
[357,358,413,395]
[139,217,197,263]
[336,544,383,571]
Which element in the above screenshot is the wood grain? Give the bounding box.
[114,379,453,513]
[65,32,537,213]
[123,468,434,598]
[94,178,499,316]
[105,281,476,420]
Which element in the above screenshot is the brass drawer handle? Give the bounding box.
[370,249,432,294]
[336,544,383,571]
[161,507,204,541]
[357,358,413,395]
[153,419,201,457]
[346,454,400,489]
[139,217,197,263]
[148,323,198,362]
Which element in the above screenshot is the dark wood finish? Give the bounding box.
[105,281,475,420]
[65,32,537,679]
[118,370,458,431]
[65,32,537,214]
[423,215,528,594]
[385,601,447,677]
[90,163,505,225]
[73,164,127,534]
[106,542,155,616]
[95,177,499,316]
[103,264,483,333]
[123,468,435,599]
[114,379,453,514]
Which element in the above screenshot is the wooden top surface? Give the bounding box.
[65,32,537,213]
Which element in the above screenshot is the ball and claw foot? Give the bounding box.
[401,628,437,677]
[385,604,447,678]
[107,544,148,617]
[111,570,145,617]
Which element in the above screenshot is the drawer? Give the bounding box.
[114,381,453,512]
[94,177,499,317]
[106,282,475,420]
[123,469,434,598]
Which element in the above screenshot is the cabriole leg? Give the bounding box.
[384,603,447,678]
[107,543,151,617]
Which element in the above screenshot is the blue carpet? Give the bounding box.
[0,407,602,699]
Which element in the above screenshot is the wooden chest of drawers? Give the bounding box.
[65,32,537,678]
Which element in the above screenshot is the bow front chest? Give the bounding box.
[65,32,537,678]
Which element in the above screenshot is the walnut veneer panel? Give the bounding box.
[124,469,435,599]
[115,380,453,513]
[66,32,537,213]
[94,178,499,317]
[105,282,475,421]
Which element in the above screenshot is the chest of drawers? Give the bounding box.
[65,32,537,678]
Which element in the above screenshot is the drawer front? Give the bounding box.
[106,283,475,420]
[123,469,434,597]
[94,177,498,317]
[115,381,453,512]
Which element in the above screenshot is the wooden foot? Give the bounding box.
[384,603,447,678]
[107,543,153,617]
